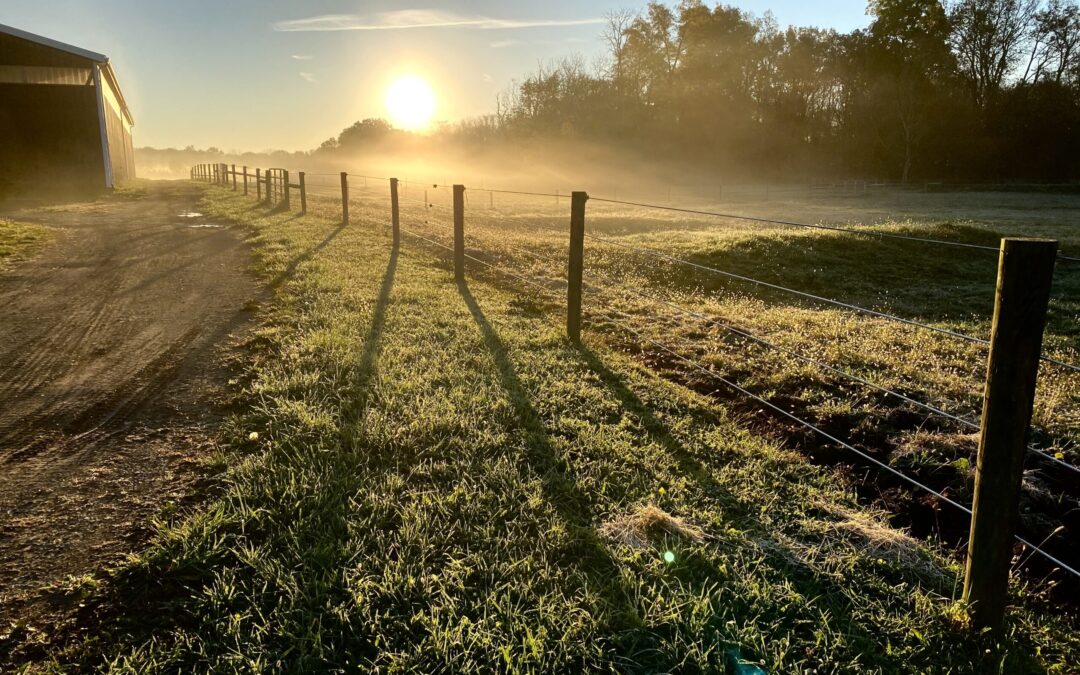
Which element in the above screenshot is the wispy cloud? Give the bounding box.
[299,72,318,83]
[273,9,604,32]
[482,73,494,82]
[489,39,523,48]
[291,54,314,60]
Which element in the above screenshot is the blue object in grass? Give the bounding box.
[724,647,767,674]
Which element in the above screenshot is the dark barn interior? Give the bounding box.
[0,24,134,196]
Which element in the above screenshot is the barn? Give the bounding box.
[0,23,135,194]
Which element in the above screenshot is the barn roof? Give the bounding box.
[0,23,133,126]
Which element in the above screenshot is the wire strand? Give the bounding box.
[582,232,1080,373]
[585,280,1080,475]
[591,306,1079,579]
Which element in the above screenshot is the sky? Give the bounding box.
[1,1,871,151]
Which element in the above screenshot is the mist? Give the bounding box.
[137,0,1080,193]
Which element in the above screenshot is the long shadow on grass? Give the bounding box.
[268,219,348,290]
[572,344,1008,671]
[457,281,648,653]
[347,244,397,420]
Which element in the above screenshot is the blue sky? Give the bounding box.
[2,1,871,150]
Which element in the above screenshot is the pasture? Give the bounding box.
[15,178,1076,672]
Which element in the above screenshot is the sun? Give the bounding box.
[385,75,436,131]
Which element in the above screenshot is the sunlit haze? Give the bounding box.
[0,1,870,150]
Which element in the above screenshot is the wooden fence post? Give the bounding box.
[266,169,273,204]
[567,191,588,343]
[283,170,291,209]
[256,168,262,201]
[299,172,307,214]
[243,166,248,195]
[231,164,237,191]
[340,172,349,224]
[390,178,400,246]
[963,237,1058,630]
[453,184,465,283]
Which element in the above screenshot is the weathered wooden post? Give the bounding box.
[283,170,291,209]
[266,169,273,204]
[256,168,262,201]
[340,172,349,224]
[390,178,400,246]
[453,184,465,283]
[299,172,307,214]
[963,238,1058,630]
[243,166,248,195]
[567,191,588,343]
[231,164,237,191]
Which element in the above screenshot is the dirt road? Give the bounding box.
[0,182,261,622]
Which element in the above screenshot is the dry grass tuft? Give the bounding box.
[599,504,705,550]
[816,501,949,584]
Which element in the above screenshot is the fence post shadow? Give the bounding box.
[571,341,927,658]
[268,220,349,290]
[347,242,398,420]
[455,280,637,628]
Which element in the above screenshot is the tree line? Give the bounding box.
[461,0,1080,182]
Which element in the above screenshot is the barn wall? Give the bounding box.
[98,67,135,183]
[0,81,105,194]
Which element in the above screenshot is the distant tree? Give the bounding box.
[336,118,395,152]
[1029,0,1080,83]
[866,0,955,181]
[950,0,1039,105]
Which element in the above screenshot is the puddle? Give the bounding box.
[177,212,204,218]
[186,223,223,229]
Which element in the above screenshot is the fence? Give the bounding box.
[190,162,1079,630]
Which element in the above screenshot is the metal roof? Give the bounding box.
[0,22,133,126]
[0,23,108,63]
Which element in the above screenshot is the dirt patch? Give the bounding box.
[0,181,262,632]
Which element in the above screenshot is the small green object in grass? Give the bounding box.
[725,647,767,674]
[663,550,675,564]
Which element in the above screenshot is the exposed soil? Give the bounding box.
[0,182,261,631]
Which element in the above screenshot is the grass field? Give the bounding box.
[22,182,1079,672]
[0,219,52,269]
[355,182,1080,574]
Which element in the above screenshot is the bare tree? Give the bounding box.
[1035,0,1080,82]
[950,0,1039,104]
[602,9,638,84]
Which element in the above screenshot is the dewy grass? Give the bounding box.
[0,218,52,268]
[37,185,1079,673]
